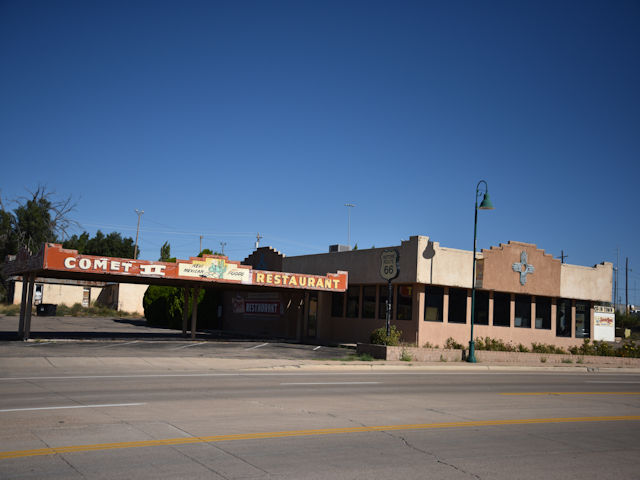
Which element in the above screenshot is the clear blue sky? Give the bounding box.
[1,1,638,304]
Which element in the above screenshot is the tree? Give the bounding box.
[1,186,76,258]
[1,186,76,302]
[160,241,171,262]
[63,230,137,259]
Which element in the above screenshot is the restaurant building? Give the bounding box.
[243,236,613,348]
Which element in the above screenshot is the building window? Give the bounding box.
[535,296,551,329]
[424,286,443,322]
[556,298,571,337]
[493,292,510,327]
[473,290,489,325]
[515,295,531,328]
[362,286,376,319]
[448,288,467,324]
[575,301,591,338]
[331,292,344,318]
[346,286,360,318]
[396,285,413,320]
[378,285,389,320]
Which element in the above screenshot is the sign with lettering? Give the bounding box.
[33,244,348,292]
[380,250,399,281]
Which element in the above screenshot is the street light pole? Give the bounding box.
[344,203,355,249]
[133,209,144,259]
[468,180,494,363]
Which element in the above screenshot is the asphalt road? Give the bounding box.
[1,367,639,479]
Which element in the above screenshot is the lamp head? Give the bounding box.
[478,191,494,210]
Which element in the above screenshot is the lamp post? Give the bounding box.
[468,180,494,363]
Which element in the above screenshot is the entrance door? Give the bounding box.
[307,292,318,338]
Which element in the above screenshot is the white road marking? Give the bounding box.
[0,403,146,413]
[245,342,269,350]
[170,343,206,350]
[95,341,140,349]
[281,382,381,386]
[313,346,321,351]
[24,342,53,347]
[585,381,640,384]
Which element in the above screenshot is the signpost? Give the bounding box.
[380,250,399,336]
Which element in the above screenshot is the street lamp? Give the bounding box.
[468,180,494,363]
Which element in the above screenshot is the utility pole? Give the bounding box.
[199,235,203,254]
[626,257,629,314]
[344,203,355,249]
[133,209,144,259]
[220,242,226,255]
[255,232,263,250]
[613,248,620,312]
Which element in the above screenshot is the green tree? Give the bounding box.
[63,230,137,259]
[1,187,76,302]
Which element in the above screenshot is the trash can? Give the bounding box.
[36,304,57,316]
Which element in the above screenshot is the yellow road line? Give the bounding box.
[1,415,639,460]
[500,392,640,396]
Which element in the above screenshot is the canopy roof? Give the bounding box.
[2,243,348,292]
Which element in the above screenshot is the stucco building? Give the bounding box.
[241,236,613,348]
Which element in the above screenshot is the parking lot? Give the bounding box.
[0,314,351,361]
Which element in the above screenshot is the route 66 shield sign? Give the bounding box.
[380,250,399,280]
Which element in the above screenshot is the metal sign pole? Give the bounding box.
[386,279,392,336]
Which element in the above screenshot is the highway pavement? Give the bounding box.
[1,358,639,478]
[1,315,639,478]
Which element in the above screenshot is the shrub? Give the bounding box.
[474,336,514,352]
[400,349,413,362]
[531,342,567,355]
[369,325,402,346]
[444,337,464,349]
[143,286,185,329]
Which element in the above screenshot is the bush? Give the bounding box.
[400,349,413,361]
[369,325,402,346]
[444,337,464,349]
[143,286,186,329]
[474,336,514,352]
[531,342,567,354]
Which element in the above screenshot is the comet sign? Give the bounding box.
[380,250,399,281]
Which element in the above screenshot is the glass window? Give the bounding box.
[575,301,591,338]
[424,286,443,322]
[362,286,376,319]
[331,292,344,318]
[556,298,571,337]
[535,296,551,329]
[515,295,531,328]
[378,285,389,320]
[396,285,413,320]
[473,290,489,325]
[493,292,510,327]
[346,286,360,318]
[448,288,467,324]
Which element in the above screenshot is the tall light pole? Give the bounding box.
[345,203,355,249]
[133,209,144,259]
[468,180,494,363]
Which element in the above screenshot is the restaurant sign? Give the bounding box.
[38,244,347,292]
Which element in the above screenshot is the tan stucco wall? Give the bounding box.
[117,284,147,314]
[12,281,103,307]
[561,263,613,302]
[283,236,420,284]
[480,241,561,296]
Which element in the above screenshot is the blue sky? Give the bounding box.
[1,1,639,304]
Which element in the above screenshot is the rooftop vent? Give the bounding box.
[329,244,351,253]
